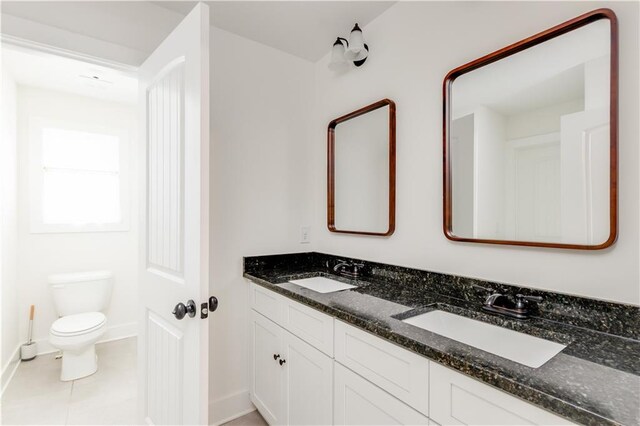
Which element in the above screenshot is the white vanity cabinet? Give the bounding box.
[334,363,430,425]
[250,310,333,426]
[282,329,333,426]
[429,362,574,426]
[250,310,286,425]
[248,282,575,426]
[334,320,430,416]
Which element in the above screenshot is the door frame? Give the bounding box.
[0,34,139,75]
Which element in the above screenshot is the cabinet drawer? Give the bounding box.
[430,362,575,425]
[334,362,429,425]
[249,282,334,356]
[334,321,429,415]
[281,296,334,356]
[249,282,284,325]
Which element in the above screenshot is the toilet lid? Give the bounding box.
[51,312,106,336]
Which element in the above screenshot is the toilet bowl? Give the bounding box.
[49,312,107,381]
[48,271,113,381]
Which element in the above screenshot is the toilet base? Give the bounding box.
[60,345,98,381]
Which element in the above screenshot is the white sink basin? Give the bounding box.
[402,310,566,368]
[288,276,357,294]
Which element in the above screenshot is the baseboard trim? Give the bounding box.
[209,390,255,425]
[1,344,21,396]
[34,321,138,355]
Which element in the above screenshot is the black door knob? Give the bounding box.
[209,296,219,312]
[185,300,197,317]
[173,300,197,320]
[172,303,187,320]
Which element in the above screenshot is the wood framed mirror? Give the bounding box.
[328,99,396,236]
[443,9,618,250]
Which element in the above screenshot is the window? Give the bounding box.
[30,118,129,233]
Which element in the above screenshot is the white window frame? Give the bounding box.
[29,116,131,233]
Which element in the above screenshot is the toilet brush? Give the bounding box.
[20,305,37,361]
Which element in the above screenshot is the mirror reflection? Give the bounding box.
[449,19,612,246]
[329,100,395,235]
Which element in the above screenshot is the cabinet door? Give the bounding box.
[250,310,285,425]
[430,362,574,425]
[283,331,333,425]
[334,363,430,426]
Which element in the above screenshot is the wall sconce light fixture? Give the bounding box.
[329,23,369,71]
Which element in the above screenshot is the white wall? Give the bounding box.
[1,65,20,389]
[209,27,314,424]
[16,86,139,352]
[506,99,584,140]
[312,1,639,306]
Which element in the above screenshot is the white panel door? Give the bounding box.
[138,3,210,425]
[283,330,333,426]
[250,311,285,425]
[513,141,562,242]
[560,108,610,245]
[334,363,430,426]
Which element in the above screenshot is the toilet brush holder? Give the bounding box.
[20,342,37,361]
[21,304,37,361]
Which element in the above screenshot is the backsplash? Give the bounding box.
[244,252,640,340]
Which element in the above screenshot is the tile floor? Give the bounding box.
[1,337,137,425]
[221,410,268,426]
[1,337,267,426]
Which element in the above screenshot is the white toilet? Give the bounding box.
[48,271,113,381]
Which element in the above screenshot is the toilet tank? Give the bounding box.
[49,271,114,316]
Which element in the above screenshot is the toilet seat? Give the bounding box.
[50,312,106,337]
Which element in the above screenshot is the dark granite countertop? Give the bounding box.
[243,253,640,426]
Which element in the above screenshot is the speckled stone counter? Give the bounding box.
[243,252,640,426]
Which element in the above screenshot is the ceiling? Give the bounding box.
[154,1,395,61]
[1,1,395,64]
[1,1,183,57]
[487,65,585,116]
[2,45,138,104]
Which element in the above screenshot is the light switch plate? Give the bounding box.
[300,226,311,244]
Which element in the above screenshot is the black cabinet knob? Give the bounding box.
[279,359,286,366]
[273,354,280,361]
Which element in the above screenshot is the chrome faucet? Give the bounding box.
[333,261,365,279]
[482,293,542,320]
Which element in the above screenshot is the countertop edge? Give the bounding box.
[243,272,619,426]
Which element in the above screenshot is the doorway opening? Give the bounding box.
[1,42,140,425]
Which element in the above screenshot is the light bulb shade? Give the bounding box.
[330,40,346,64]
[344,46,368,61]
[344,24,365,60]
[329,38,350,71]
